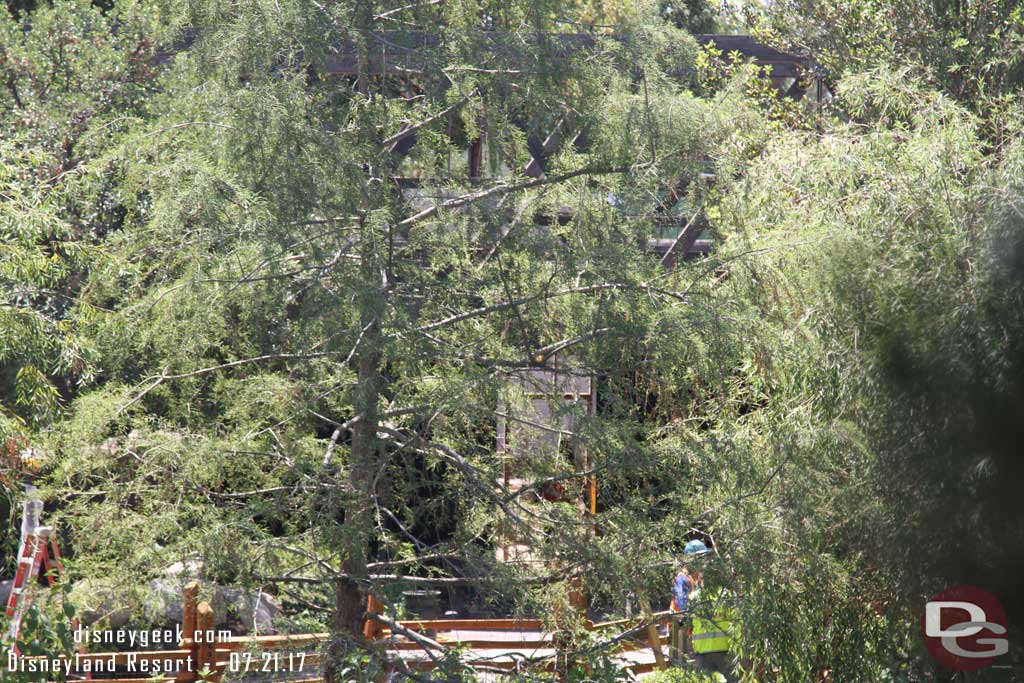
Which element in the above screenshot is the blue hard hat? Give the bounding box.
[683,540,709,556]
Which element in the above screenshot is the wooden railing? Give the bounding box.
[14,583,675,681]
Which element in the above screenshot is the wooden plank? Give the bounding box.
[645,624,666,671]
[389,637,550,650]
[213,653,322,670]
[216,633,330,649]
[181,581,199,644]
[638,599,667,671]
[401,658,557,672]
[609,634,671,654]
[15,650,191,666]
[588,471,597,516]
[395,618,544,631]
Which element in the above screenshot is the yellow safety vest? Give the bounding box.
[689,587,734,654]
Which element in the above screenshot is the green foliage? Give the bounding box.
[567,651,640,683]
[693,66,1024,677]
[0,579,78,683]
[0,0,159,433]
[748,0,1024,135]
[659,0,719,34]
[24,0,758,637]
[643,667,720,683]
[3,0,1023,680]
[693,43,811,130]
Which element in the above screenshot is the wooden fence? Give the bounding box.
[15,582,675,682]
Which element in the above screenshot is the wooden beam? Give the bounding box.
[659,208,705,268]
[363,594,383,640]
[468,137,483,179]
[402,658,557,672]
[214,633,330,650]
[639,599,667,671]
[389,637,550,650]
[196,602,216,681]
[15,650,191,667]
[395,618,544,630]
[590,609,672,630]
[179,581,199,683]
[524,117,566,178]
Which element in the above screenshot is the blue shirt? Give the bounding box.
[671,573,692,611]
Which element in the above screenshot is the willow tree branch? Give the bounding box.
[383,91,476,149]
[403,281,685,337]
[398,164,637,228]
[374,0,446,19]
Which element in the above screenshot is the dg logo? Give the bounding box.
[922,584,1009,671]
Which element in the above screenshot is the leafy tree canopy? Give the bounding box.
[2,0,1023,680]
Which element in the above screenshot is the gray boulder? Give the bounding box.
[70,572,280,635]
[214,587,280,635]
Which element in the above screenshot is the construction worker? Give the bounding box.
[667,562,690,656]
[670,563,693,613]
[668,539,709,661]
[689,573,736,682]
[671,540,709,611]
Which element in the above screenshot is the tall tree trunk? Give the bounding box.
[325,211,383,679]
[327,0,383,643]
[326,5,387,679]
[332,344,380,628]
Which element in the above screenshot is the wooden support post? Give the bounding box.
[468,137,483,179]
[468,115,486,180]
[640,599,667,671]
[553,629,567,683]
[568,576,587,614]
[588,473,597,517]
[570,442,591,617]
[646,621,668,670]
[363,594,382,640]
[179,581,200,683]
[182,582,199,644]
[196,601,215,681]
[669,618,680,664]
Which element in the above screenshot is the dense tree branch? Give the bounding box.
[403,282,685,337]
[397,164,638,228]
[383,91,476,149]
[374,0,446,20]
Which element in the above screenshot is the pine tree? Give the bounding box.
[23,0,753,678]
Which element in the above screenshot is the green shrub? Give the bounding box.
[644,666,722,683]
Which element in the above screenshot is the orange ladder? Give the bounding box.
[5,486,90,678]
